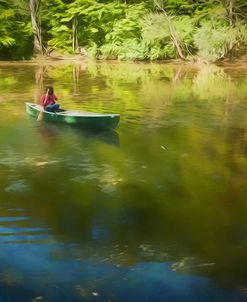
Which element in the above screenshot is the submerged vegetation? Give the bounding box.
[1,0,247,62]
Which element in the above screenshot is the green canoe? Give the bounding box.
[25,102,120,130]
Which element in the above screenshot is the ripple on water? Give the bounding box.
[0,205,52,244]
[0,217,29,222]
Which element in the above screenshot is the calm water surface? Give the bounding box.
[0,61,247,301]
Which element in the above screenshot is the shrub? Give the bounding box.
[194,21,246,61]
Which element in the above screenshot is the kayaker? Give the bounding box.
[40,86,60,112]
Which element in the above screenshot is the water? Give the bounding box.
[0,61,247,301]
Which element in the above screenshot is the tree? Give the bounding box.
[8,0,43,55]
[153,0,186,59]
[29,0,43,54]
[0,0,33,59]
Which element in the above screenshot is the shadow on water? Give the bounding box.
[27,117,120,147]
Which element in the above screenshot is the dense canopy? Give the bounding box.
[1,0,247,61]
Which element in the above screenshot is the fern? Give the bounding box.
[148,43,175,60]
[99,42,121,59]
[87,41,99,58]
[0,36,16,47]
[118,39,149,61]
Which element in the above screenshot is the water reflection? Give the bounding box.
[35,121,120,147]
[0,198,247,302]
[1,61,247,301]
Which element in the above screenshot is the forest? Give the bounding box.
[1,0,247,62]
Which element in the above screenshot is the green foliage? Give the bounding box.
[68,0,128,46]
[194,21,246,61]
[118,39,148,61]
[0,0,247,60]
[140,13,178,59]
[0,8,16,47]
[0,3,33,59]
[141,13,170,43]
[140,13,195,59]
[40,0,71,52]
[173,16,195,51]
[238,24,247,45]
[87,3,149,60]
[0,37,15,47]
[99,42,121,59]
[149,42,175,60]
[48,24,73,52]
[87,41,100,58]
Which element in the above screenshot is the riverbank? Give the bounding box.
[0,53,247,70]
[30,50,247,66]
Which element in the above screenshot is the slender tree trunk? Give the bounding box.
[168,19,186,60]
[29,0,43,54]
[153,0,186,60]
[72,16,78,52]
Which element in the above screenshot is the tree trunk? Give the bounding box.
[72,16,78,52]
[153,0,186,60]
[29,0,43,54]
[167,17,186,60]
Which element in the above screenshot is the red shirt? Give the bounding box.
[40,94,58,107]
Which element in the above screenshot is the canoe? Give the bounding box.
[25,102,120,130]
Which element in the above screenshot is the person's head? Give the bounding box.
[46,86,54,95]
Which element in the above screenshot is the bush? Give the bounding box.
[99,42,121,59]
[118,39,148,61]
[194,21,246,61]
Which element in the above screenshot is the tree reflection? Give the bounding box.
[1,61,247,290]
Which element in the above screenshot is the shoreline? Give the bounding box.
[0,54,246,69]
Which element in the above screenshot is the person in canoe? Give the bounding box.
[40,86,60,112]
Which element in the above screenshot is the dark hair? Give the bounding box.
[46,86,54,95]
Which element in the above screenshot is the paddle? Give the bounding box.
[37,89,49,121]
